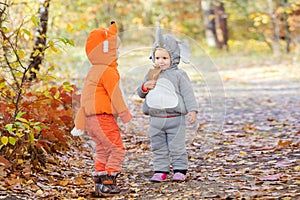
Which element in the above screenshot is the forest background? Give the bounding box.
[0,0,299,199]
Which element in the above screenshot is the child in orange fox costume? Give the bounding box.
[71,21,132,196]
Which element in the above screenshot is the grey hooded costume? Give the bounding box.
[137,27,198,174]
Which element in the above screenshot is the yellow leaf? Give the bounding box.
[16,50,25,59]
[1,136,8,145]
[32,49,40,57]
[277,7,285,14]
[294,180,300,184]
[36,189,43,195]
[54,91,60,99]
[16,132,24,138]
[0,81,5,89]
[31,15,40,27]
[10,91,16,97]
[254,21,260,27]
[276,185,284,190]
[66,24,73,32]
[239,151,247,157]
[17,159,24,165]
[294,166,300,171]
[249,13,257,19]
[50,45,58,52]
[48,40,54,47]
[15,72,23,77]
[27,179,33,184]
[282,197,292,200]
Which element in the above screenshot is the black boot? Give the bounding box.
[92,172,113,197]
[107,172,121,194]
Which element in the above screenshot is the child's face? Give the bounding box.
[154,48,171,70]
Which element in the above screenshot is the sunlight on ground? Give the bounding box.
[220,64,300,84]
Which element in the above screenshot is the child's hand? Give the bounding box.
[119,110,133,123]
[187,111,197,124]
[143,80,157,90]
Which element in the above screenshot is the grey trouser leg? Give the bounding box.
[149,116,187,172]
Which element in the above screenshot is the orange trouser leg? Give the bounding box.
[86,114,125,174]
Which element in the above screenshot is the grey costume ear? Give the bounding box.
[178,40,191,64]
[149,26,191,64]
[149,26,164,62]
[156,26,164,47]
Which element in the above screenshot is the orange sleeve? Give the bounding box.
[100,68,128,114]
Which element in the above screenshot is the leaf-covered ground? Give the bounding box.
[1,61,300,199]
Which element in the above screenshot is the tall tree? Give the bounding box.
[214,1,228,50]
[27,0,51,81]
[201,0,228,50]
[268,0,282,55]
[282,0,291,53]
[201,0,217,47]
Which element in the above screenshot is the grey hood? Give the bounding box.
[150,26,191,69]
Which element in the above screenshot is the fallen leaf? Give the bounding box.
[0,166,6,177]
[275,185,284,190]
[0,156,10,168]
[240,186,260,190]
[60,179,69,186]
[5,178,22,186]
[73,177,86,185]
[36,189,43,195]
[239,151,247,157]
[282,197,292,200]
[294,180,300,184]
[278,140,292,147]
[275,160,292,168]
[258,173,281,181]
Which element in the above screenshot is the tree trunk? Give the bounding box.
[268,0,281,55]
[201,0,216,47]
[27,0,51,81]
[214,1,228,50]
[283,0,291,53]
[201,0,229,50]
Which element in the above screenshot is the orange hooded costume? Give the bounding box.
[71,22,132,174]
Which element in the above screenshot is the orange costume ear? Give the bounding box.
[85,21,119,66]
[108,21,118,37]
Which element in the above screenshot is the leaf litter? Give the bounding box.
[1,62,300,199]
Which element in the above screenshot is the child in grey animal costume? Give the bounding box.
[137,26,198,182]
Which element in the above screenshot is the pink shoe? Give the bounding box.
[172,172,186,182]
[150,173,167,182]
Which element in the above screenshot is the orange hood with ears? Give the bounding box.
[71,21,132,137]
[85,21,118,67]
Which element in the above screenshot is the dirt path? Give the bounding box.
[1,62,299,199]
[89,62,300,199]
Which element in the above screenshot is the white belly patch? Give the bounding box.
[146,78,178,109]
